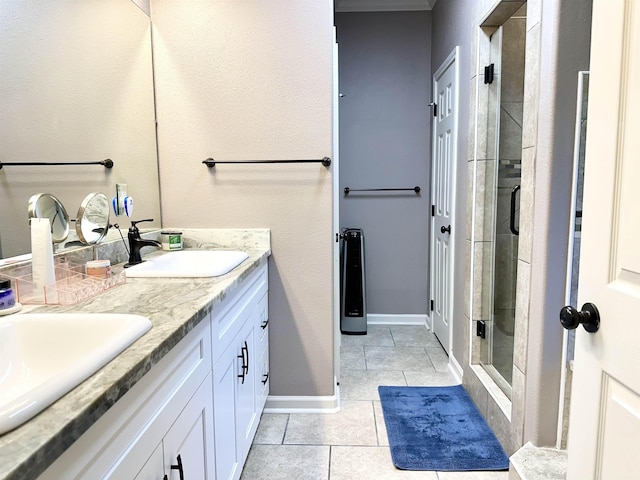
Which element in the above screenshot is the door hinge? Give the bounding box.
[476,320,486,338]
[431,205,435,217]
[484,64,495,84]
[430,300,434,311]
[429,102,437,117]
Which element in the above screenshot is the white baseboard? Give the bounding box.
[366,314,428,326]
[448,353,464,384]
[264,394,340,413]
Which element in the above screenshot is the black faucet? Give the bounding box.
[124,219,161,267]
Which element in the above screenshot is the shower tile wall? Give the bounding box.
[464,0,540,455]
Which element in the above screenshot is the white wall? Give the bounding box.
[151,0,335,397]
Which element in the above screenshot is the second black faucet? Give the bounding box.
[124,219,161,267]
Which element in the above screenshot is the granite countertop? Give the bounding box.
[0,229,271,480]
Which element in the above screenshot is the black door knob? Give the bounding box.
[559,303,600,333]
[440,225,451,234]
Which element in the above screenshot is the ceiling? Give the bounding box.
[334,0,438,12]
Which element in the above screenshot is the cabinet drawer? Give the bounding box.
[212,264,267,366]
[254,291,269,355]
[256,346,269,412]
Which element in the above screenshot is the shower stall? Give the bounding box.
[478,7,526,396]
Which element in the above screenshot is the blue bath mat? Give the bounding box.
[378,385,509,471]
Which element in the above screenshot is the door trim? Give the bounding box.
[332,28,341,392]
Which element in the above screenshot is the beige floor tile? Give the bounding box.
[341,345,366,369]
[241,445,330,480]
[426,347,452,372]
[341,326,394,347]
[329,446,438,480]
[390,326,442,347]
[244,325,509,480]
[373,401,389,446]
[403,370,459,387]
[253,413,289,444]
[340,369,407,400]
[284,401,377,446]
[366,346,433,371]
[437,471,509,479]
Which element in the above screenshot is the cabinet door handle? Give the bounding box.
[261,319,269,329]
[262,372,269,385]
[245,341,250,375]
[238,341,249,384]
[237,343,247,370]
[170,454,185,480]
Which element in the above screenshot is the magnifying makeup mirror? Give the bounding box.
[27,193,70,244]
[76,193,110,246]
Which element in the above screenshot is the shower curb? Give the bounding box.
[509,442,567,480]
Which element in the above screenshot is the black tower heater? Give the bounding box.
[340,228,367,335]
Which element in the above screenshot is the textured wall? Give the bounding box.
[151,0,335,397]
[335,11,432,315]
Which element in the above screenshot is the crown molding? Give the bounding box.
[335,0,437,12]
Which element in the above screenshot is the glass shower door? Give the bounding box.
[479,6,526,396]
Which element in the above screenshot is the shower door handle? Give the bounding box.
[510,185,521,236]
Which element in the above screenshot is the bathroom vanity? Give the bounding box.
[0,229,271,480]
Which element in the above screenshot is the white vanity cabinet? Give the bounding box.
[39,262,269,480]
[40,317,214,480]
[212,265,269,480]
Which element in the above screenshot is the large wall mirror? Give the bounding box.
[0,0,161,259]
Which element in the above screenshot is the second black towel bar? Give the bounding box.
[344,186,421,195]
[203,157,331,167]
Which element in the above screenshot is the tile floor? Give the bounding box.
[240,325,509,480]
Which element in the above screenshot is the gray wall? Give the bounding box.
[430,0,473,362]
[336,11,432,315]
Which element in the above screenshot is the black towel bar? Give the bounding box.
[0,159,113,169]
[203,157,331,167]
[344,186,421,195]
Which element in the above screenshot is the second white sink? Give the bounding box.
[0,313,152,435]
[125,250,249,278]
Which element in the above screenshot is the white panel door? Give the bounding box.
[163,374,214,480]
[213,343,240,480]
[430,47,458,353]
[567,1,640,479]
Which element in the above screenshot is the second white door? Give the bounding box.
[430,47,459,353]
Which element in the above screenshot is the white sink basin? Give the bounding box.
[125,250,249,278]
[0,313,151,435]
